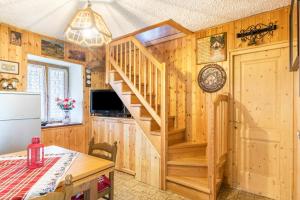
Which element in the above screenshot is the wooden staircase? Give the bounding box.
[106,35,229,200]
[166,94,229,200]
[107,36,178,189]
[166,125,212,199]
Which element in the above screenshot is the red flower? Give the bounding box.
[72,100,76,103]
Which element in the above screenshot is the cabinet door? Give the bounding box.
[107,120,123,170]
[122,122,136,173]
[69,126,86,153]
[91,118,106,143]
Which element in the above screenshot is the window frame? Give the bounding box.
[28,60,69,123]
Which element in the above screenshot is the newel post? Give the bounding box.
[207,95,216,200]
[161,62,168,190]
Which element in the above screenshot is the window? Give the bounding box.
[27,62,68,122]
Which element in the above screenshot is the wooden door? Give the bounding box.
[233,46,293,199]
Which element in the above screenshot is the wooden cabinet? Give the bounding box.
[41,125,87,153]
[91,116,160,188]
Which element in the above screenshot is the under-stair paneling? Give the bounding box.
[91,116,161,188]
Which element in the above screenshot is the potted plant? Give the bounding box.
[56,98,76,124]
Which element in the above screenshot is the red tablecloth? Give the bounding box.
[0,157,60,200]
[0,151,78,200]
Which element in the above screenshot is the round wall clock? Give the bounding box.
[198,64,226,93]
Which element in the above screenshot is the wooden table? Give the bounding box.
[6,146,114,199]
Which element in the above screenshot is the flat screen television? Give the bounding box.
[90,90,130,117]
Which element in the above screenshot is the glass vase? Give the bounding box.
[63,110,71,124]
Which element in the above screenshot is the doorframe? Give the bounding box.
[227,41,294,196]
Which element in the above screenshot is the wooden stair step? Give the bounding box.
[121,91,156,97]
[113,80,124,84]
[168,128,185,146]
[166,176,211,194]
[139,116,152,121]
[168,142,207,160]
[168,128,185,135]
[167,157,207,167]
[130,103,143,107]
[169,142,207,149]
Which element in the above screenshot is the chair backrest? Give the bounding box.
[88,138,117,162]
[30,175,73,200]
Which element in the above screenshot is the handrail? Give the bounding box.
[207,93,229,200]
[107,36,165,127]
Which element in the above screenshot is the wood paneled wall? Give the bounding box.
[41,125,87,153]
[147,36,194,131]
[91,117,160,187]
[193,6,292,188]
[0,23,107,153]
[194,6,290,143]
[147,7,291,144]
[145,6,293,192]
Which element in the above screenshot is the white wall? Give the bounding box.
[27,54,83,123]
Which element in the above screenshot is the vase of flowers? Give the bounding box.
[56,98,76,124]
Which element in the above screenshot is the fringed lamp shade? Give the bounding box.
[65,4,112,47]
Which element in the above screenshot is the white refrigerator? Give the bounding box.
[0,92,41,154]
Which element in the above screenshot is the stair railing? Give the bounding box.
[107,36,166,128]
[207,93,229,200]
[106,36,168,189]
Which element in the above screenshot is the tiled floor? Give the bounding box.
[113,171,271,200]
[113,171,185,200]
[218,187,272,200]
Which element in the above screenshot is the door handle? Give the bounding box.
[297,131,300,140]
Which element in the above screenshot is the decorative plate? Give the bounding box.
[198,64,226,93]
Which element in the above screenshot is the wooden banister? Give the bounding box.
[107,36,166,127]
[207,93,229,200]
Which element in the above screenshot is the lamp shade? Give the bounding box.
[65,4,112,47]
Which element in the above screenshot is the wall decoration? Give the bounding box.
[198,64,226,93]
[68,50,86,62]
[10,30,22,46]
[197,33,227,64]
[237,22,277,46]
[85,68,91,87]
[0,60,19,75]
[0,78,19,90]
[41,39,64,59]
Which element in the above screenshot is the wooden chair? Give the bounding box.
[30,175,73,200]
[88,138,117,200]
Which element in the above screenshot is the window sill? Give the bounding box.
[41,122,83,129]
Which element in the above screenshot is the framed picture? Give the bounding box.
[197,32,227,64]
[68,50,86,62]
[290,0,300,71]
[0,60,19,75]
[41,38,64,59]
[10,30,22,46]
